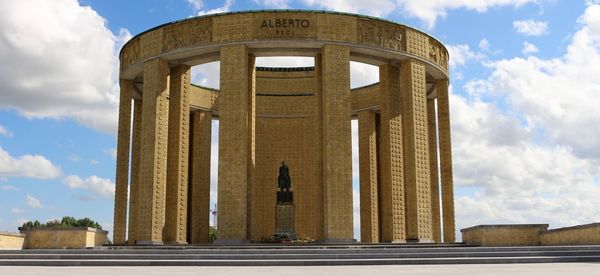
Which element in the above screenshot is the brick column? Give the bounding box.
[137,58,170,245]
[190,111,212,244]
[216,45,255,243]
[320,45,354,243]
[127,99,142,244]
[427,99,441,243]
[400,59,432,242]
[358,110,379,243]
[436,79,455,243]
[378,64,405,243]
[113,79,132,245]
[165,65,191,244]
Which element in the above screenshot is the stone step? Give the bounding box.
[3,245,600,255]
[2,245,600,266]
[2,255,600,266]
[2,250,600,260]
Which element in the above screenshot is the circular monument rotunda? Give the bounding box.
[113,10,455,245]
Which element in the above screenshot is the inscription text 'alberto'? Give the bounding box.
[260,19,310,36]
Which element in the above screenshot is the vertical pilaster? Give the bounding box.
[400,59,432,242]
[190,111,212,244]
[378,64,405,243]
[314,53,325,241]
[137,58,169,245]
[437,79,455,243]
[358,110,379,243]
[427,99,441,243]
[165,65,191,244]
[127,99,142,244]
[320,45,354,243]
[113,79,133,245]
[216,45,255,243]
[246,54,256,240]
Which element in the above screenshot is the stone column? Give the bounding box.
[358,110,379,243]
[427,99,441,243]
[400,59,432,242]
[165,65,191,244]
[320,45,354,243]
[127,99,142,244]
[190,111,212,244]
[436,79,455,243]
[113,79,133,245]
[378,64,406,243]
[137,58,170,245]
[216,45,255,243]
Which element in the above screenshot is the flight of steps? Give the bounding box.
[2,244,600,266]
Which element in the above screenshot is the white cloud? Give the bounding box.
[468,7,600,158]
[302,0,396,17]
[446,44,481,68]
[196,0,234,16]
[0,0,131,134]
[396,0,538,29]
[522,41,539,54]
[0,124,12,137]
[513,19,549,36]
[191,62,220,89]
[479,38,490,50]
[186,0,204,11]
[64,175,115,199]
[253,0,289,8]
[10,208,25,214]
[26,194,43,209]
[0,146,61,179]
[1,185,19,191]
[300,0,538,28]
[104,148,117,160]
[350,62,379,88]
[453,5,600,236]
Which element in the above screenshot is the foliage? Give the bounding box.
[261,233,291,243]
[209,226,217,243]
[21,216,102,229]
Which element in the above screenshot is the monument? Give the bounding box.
[113,10,454,245]
[275,161,296,240]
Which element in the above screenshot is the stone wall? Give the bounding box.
[540,223,600,246]
[19,227,107,249]
[461,224,549,246]
[0,232,25,249]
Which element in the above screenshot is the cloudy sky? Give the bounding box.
[1,0,599,241]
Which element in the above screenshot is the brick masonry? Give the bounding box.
[165,65,191,244]
[116,11,454,245]
[113,79,132,245]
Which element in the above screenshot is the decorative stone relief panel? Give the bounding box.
[163,19,212,52]
[358,19,405,51]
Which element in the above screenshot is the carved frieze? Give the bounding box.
[358,19,405,51]
[121,38,140,69]
[164,19,211,52]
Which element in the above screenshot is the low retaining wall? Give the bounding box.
[540,223,600,245]
[18,227,107,249]
[0,231,26,249]
[461,224,549,246]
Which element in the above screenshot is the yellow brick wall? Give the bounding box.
[0,232,25,249]
[20,228,107,249]
[401,59,432,242]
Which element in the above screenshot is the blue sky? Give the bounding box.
[1,0,600,241]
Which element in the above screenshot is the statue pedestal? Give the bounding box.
[275,203,296,240]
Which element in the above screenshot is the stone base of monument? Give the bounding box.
[275,203,296,240]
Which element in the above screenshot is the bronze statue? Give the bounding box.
[277,161,293,203]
